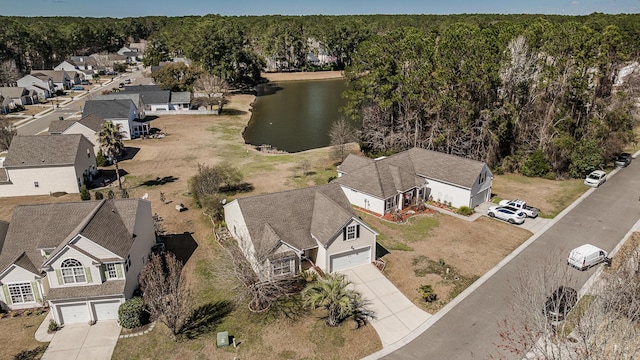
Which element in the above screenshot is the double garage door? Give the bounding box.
[330,246,371,272]
[57,300,121,325]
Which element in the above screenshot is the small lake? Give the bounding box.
[243,79,349,153]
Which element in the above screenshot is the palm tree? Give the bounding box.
[302,273,365,327]
[98,121,125,189]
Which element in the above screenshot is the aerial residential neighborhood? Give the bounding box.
[0,3,640,360]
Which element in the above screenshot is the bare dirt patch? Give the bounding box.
[365,212,531,312]
[262,70,344,82]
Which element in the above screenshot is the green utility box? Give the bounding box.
[217,331,229,347]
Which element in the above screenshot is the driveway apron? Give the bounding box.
[42,320,121,360]
[341,264,431,347]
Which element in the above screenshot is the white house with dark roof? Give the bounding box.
[224,183,378,275]
[335,147,493,216]
[0,134,96,197]
[48,114,107,155]
[28,70,74,91]
[16,74,55,99]
[0,87,38,107]
[82,99,149,139]
[0,199,155,325]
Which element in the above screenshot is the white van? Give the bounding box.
[567,244,608,270]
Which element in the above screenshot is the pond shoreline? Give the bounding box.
[261,70,344,83]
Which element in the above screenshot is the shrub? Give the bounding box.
[417,284,438,302]
[521,149,552,177]
[48,319,59,332]
[94,190,104,200]
[96,149,108,167]
[118,297,147,329]
[107,190,115,199]
[456,206,474,216]
[13,345,47,360]
[80,185,91,200]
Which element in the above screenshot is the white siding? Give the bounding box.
[73,236,119,260]
[63,123,100,155]
[324,219,377,273]
[124,200,155,298]
[339,185,385,215]
[315,244,328,271]
[427,181,472,209]
[1,265,39,284]
[224,200,257,262]
[73,136,97,185]
[47,247,100,288]
[112,119,132,140]
[0,166,79,197]
[469,165,493,207]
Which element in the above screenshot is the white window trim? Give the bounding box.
[61,259,87,284]
[346,224,358,241]
[271,257,294,277]
[7,282,35,304]
[105,263,118,279]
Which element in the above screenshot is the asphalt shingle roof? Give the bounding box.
[78,113,107,132]
[47,280,126,300]
[48,120,78,134]
[170,92,191,103]
[0,87,27,99]
[3,134,86,168]
[83,99,134,119]
[335,148,487,198]
[233,184,355,255]
[0,200,143,277]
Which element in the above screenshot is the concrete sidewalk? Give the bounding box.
[341,264,431,348]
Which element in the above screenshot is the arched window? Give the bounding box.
[61,259,86,284]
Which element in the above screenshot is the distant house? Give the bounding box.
[93,93,145,116]
[28,70,74,91]
[0,199,155,325]
[334,147,493,216]
[16,74,55,99]
[120,85,191,112]
[48,114,106,155]
[0,87,38,108]
[224,183,378,275]
[128,40,147,56]
[82,99,149,139]
[0,134,97,197]
[57,56,103,78]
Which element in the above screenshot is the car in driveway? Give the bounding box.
[584,170,606,187]
[615,152,632,167]
[543,286,578,321]
[71,85,84,91]
[487,205,526,224]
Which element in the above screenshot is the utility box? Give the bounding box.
[216,331,229,347]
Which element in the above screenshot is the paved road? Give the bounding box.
[383,161,640,360]
[16,69,145,136]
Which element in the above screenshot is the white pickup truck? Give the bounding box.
[498,199,539,218]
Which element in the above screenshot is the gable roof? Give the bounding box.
[231,183,356,254]
[335,148,488,198]
[48,119,78,134]
[93,93,143,109]
[0,87,28,99]
[31,70,67,83]
[0,199,144,276]
[3,134,87,168]
[170,92,191,103]
[77,113,107,132]
[83,99,135,119]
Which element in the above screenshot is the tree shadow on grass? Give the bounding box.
[178,300,235,340]
[258,294,306,323]
[140,176,178,187]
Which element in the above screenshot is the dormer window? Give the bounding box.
[61,258,86,284]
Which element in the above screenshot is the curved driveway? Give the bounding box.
[376,159,640,360]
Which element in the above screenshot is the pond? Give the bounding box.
[243,78,350,153]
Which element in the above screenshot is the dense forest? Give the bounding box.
[1,13,639,177]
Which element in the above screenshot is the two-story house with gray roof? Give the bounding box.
[224,183,378,275]
[334,147,493,216]
[48,114,107,155]
[82,99,149,139]
[0,199,155,325]
[0,134,96,198]
[16,74,55,99]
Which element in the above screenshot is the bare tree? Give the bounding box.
[191,74,229,112]
[496,236,640,359]
[0,115,17,151]
[139,253,191,339]
[329,117,358,162]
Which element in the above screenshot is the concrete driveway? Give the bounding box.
[475,201,551,233]
[341,264,431,347]
[41,320,121,360]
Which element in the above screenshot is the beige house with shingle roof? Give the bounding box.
[0,199,155,325]
[0,134,96,197]
[335,147,493,216]
[48,114,107,155]
[224,183,378,275]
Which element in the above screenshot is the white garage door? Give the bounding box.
[330,246,371,272]
[93,300,121,321]
[59,303,90,325]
